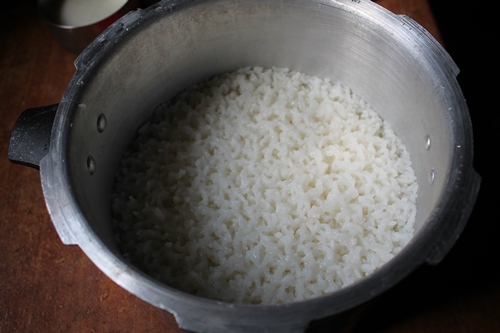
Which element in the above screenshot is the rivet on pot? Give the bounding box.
[425,135,431,150]
[429,168,435,185]
[97,114,107,133]
[87,155,96,175]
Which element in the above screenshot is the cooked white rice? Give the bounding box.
[111,66,418,305]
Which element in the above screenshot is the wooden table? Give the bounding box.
[1,1,498,332]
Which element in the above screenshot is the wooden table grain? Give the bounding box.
[1,1,498,332]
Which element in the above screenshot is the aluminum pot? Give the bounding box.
[8,0,480,332]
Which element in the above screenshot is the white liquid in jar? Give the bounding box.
[56,0,128,27]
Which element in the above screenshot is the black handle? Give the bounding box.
[8,104,58,169]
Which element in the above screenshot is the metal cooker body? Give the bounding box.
[9,0,480,332]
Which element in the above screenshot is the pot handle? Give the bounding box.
[8,104,58,169]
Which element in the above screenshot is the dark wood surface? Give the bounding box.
[1,1,498,332]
